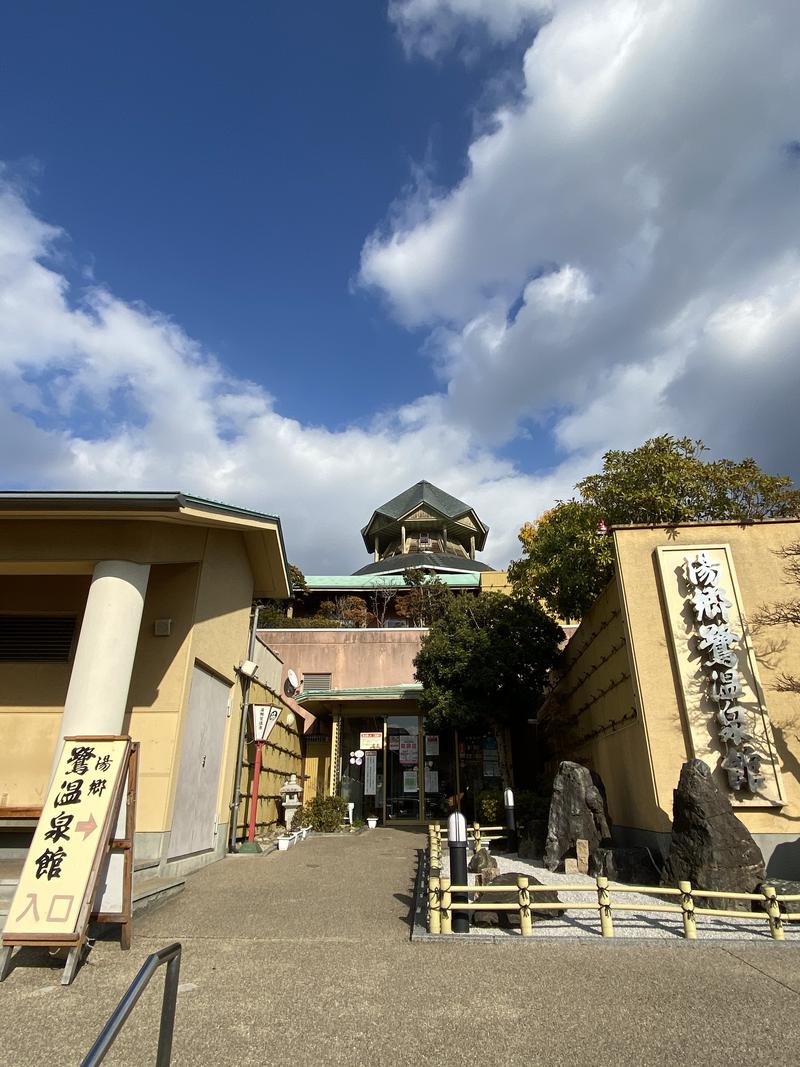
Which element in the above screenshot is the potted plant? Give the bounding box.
[367,814,378,830]
[276,833,293,851]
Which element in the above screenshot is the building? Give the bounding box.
[538,519,800,877]
[261,480,510,824]
[0,491,295,880]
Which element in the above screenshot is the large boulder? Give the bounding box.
[661,759,765,909]
[472,872,564,928]
[544,761,611,872]
[468,847,498,884]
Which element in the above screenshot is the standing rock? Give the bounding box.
[544,762,611,872]
[468,846,498,885]
[661,759,765,910]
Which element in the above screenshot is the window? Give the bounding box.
[0,615,77,661]
[303,672,332,691]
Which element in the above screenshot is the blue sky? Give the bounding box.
[1,2,798,571]
[1,3,519,430]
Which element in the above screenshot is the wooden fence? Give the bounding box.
[426,823,800,940]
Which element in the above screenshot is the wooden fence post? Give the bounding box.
[678,880,697,940]
[762,884,784,941]
[473,822,482,853]
[596,875,614,938]
[441,877,452,934]
[429,875,441,934]
[517,875,533,937]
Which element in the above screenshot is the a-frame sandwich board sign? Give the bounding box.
[1,735,138,986]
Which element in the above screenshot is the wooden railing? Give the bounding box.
[426,823,800,940]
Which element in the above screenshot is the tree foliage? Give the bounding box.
[413,592,564,732]
[395,569,452,627]
[509,436,800,621]
[752,540,800,694]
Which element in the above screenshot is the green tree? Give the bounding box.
[509,436,800,621]
[395,568,451,626]
[414,592,563,783]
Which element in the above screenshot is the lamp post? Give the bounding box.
[504,787,517,853]
[447,812,470,933]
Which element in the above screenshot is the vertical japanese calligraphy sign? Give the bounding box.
[2,736,132,949]
[654,545,784,808]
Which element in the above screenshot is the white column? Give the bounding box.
[56,560,150,753]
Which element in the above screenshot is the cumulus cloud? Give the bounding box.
[0,181,573,573]
[368,0,800,464]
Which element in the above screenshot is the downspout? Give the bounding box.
[229,601,259,853]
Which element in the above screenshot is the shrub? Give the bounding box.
[514,791,551,829]
[476,788,503,824]
[293,795,348,833]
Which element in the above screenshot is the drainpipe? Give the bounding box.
[229,601,260,853]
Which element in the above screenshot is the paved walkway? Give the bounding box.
[2,829,800,1066]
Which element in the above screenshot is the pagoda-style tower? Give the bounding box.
[354,480,492,576]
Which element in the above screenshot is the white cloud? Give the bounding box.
[366,0,800,466]
[0,181,572,573]
[389,0,548,56]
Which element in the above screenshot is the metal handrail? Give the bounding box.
[81,942,182,1066]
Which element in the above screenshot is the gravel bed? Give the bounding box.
[435,851,799,941]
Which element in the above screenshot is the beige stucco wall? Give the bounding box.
[614,521,800,842]
[0,520,258,849]
[480,570,511,594]
[235,674,303,838]
[258,628,424,689]
[540,578,659,830]
[0,575,90,808]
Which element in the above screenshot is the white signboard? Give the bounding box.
[3,739,130,942]
[252,704,280,742]
[425,735,439,756]
[364,750,377,795]
[360,731,383,751]
[424,768,439,793]
[399,737,418,765]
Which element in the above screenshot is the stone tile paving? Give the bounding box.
[435,851,800,941]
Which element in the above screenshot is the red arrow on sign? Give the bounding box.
[75,814,97,840]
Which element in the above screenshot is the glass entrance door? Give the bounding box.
[385,715,421,821]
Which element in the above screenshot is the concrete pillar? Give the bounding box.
[401,524,406,554]
[56,560,150,755]
[374,534,379,562]
[470,535,476,560]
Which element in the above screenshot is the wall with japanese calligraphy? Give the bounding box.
[614,521,800,870]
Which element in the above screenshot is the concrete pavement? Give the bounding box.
[2,828,800,1066]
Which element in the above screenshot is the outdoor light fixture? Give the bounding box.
[447,811,467,845]
[238,659,259,680]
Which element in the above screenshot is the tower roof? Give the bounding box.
[360,479,488,552]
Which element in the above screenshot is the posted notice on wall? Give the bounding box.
[399,737,418,765]
[3,738,130,942]
[364,750,377,795]
[360,731,382,751]
[403,769,418,793]
[424,768,439,793]
[425,735,439,756]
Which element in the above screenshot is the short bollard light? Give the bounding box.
[503,787,517,853]
[447,812,470,934]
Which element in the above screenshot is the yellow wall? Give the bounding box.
[480,570,512,594]
[235,679,303,837]
[614,521,800,838]
[0,521,259,846]
[541,519,800,844]
[0,576,90,807]
[540,578,659,829]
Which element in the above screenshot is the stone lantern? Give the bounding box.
[280,774,303,831]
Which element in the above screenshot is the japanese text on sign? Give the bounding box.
[684,551,765,793]
[3,739,129,941]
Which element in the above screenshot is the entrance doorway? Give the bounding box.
[334,714,458,825]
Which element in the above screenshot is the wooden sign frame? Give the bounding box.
[0,736,139,986]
